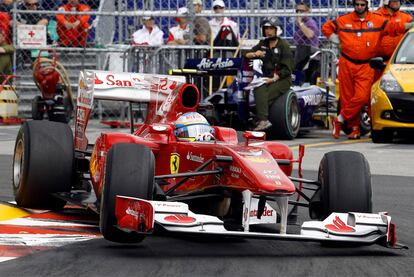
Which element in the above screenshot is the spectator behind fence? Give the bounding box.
[132,16,164,46]
[0,10,10,44]
[56,0,91,47]
[0,0,12,43]
[244,18,293,131]
[209,0,239,46]
[0,0,12,13]
[0,28,14,82]
[193,0,211,45]
[293,2,320,85]
[167,7,190,45]
[17,0,48,26]
[41,0,63,11]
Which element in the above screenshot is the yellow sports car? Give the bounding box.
[370,28,414,143]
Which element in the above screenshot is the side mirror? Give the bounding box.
[243,131,266,146]
[369,57,386,70]
[150,124,172,135]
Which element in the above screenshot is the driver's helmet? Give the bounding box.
[174,112,214,141]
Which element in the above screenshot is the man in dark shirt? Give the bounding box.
[0,0,12,12]
[17,0,48,26]
[193,0,211,45]
[245,18,294,131]
[293,2,320,85]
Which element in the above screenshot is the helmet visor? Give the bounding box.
[175,124,212,140]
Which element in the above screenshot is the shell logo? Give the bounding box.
[245,156,271,163]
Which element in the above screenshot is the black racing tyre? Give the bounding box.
[12,121,74,209]
[100,143,155,243]
[31,96,44,120]
[268,90,301,140]
[309,151,372,220]
[371,129,394,143]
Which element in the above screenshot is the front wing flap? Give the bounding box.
[114,196,406,249]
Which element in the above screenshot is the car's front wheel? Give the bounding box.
[309,151,372,220]
[100,143,155,243]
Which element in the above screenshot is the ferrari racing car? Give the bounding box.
[12,69,405,248]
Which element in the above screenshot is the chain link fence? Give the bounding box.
[2,0,413,122]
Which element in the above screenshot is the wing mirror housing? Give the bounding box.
[151,124,172,134]
[150,124,173,142]
[243,131,266,146]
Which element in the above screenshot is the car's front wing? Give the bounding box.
[114,195,407,249]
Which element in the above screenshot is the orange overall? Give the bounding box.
[322,11,405,129]
[373,7,412,81]
[0,12,10,43]
[56,4,90,47]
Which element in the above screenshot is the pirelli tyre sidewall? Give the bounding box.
[311,151,372,220]
[12,120,74,209]
[268,90,301,140]
[100,143,155,243]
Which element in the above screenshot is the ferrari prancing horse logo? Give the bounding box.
[170,153,180,174]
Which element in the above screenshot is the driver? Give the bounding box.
[174,112,215,142]
[244,17,293,131]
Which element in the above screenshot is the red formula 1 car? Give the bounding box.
[12,70,405,249]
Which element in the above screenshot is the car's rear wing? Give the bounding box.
[78,70,185,103]
[75,70,186,151]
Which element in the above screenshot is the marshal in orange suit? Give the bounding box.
[56,0,90,47]
[322,0,408,139]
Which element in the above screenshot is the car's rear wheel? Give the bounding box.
[268,90,301,140]
[309,151,372,220]
[371,129,394,143]
[100,143,155,243]
[13,121,74,209]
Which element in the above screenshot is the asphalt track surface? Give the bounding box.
[0,124,413,276]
